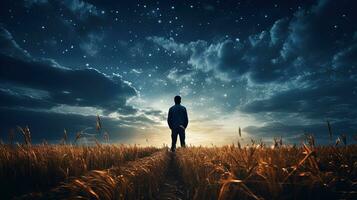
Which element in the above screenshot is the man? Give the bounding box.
[167,95,188,152]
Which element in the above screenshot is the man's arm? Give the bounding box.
[167,108,173,129]
[183,108,188,128]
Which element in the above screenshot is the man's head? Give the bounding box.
[174,95,181,104]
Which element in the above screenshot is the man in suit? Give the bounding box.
[167,95,188,152]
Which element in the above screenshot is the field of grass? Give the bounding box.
[0,144,159,199]
[1,141,356,200]
[176,145,357,200]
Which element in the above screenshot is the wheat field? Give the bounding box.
[0,140,356,200]
[0,143,159,199]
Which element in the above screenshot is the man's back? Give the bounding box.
[168,95,188,152]
[167,104,188,130]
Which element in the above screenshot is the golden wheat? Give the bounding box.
[0,143,159,199]
[175,145,357,200]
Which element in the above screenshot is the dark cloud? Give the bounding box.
[280,0,355,62]
[146,36,189,55]
[269,18,289,46]
[0,54,137,113]
[120,114,158,127]
[144,109,165,117]
[61,0,100,20]
[0,107,137,143]
[149,0,357,84]
[332,43,357,76]
[0,27,31,60]
[241,76,357,140]
[167,67,196,83]
[17,0,108,60]
[79,32,104,56]
[0,26,136,113]
[0,26,169,143]
[244,120,357,144]
[242,78,357,118]
[0,87,54,109]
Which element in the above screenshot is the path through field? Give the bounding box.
[14,146,357,200]
[156,152,187,200]
[16,149,189,200]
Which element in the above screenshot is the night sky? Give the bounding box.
[0,0,356,145]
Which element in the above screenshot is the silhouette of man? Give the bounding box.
[167,95,188,152]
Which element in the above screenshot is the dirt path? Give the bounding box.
[155,152,187,200]
[16,150,187,200]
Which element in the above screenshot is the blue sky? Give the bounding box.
[0,0,356,145]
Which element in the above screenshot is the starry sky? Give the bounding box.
[0,0,356,145]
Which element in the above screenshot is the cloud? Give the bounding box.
[244,120,357,144]
[332,44,357,77]
[80,32,104,56]
[148,37,244,81]
[0,26,31,60]
[148,35,280,82]
[188,39,244,81]
[0,107,138,142]
[167,67,195,83]
[23,0,105,50]
[129,42,145,57]
[61,0,100,20]
[0,86,53,109]
[25,0,100,20]
[242,79,357,117]
[237,0,357,139]
[0,54,137,113]
[148,0,356,84]
[269,18,289,46]
[146,36,189,55]
[0,27,168,142]
[0,26,137,114]
[240,76,357,141]
[146,0,357,142]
